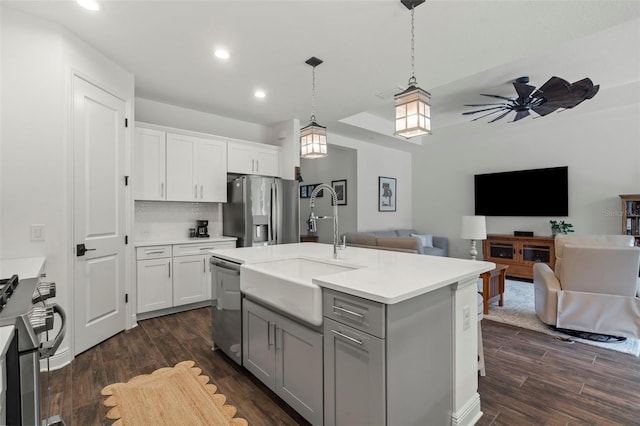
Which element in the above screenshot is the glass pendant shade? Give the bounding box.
[300,121,327,159]
[394,85,431,138]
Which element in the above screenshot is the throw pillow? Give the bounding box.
[411,233,433,248]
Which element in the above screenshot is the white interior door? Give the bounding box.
[73,76,127,355]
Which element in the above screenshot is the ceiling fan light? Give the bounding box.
[300,122,327,159]
[394,85,431,138]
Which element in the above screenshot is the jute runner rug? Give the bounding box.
[101,360,248,425]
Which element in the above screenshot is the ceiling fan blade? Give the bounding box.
[470,108,509,122]
[512,109,530,122]
[537,76,571,99]
[462,106,507,115]
[480,93,514,101]
[488,110,512,123]
[531,104,560,116]
[513,83,537,100]
[463,103,507,107]
[586,84,600,99]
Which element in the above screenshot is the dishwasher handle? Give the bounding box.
[211,260,241,275]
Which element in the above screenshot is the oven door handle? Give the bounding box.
[39,303,66,359]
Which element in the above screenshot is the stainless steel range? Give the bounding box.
[0,273,66,426]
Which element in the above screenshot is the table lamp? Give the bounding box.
[461,215,487,260]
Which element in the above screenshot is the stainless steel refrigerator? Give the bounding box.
[223,175,299,247]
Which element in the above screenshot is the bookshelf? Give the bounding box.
[619,194,640,246]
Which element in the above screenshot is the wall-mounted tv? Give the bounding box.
[474,166,568,216]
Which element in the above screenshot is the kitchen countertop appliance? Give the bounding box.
[196,220,209,238]
[223,175,299,247]
[0,273,66,426]
[210,257,242,365]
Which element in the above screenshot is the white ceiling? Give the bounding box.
[5,0,640,150]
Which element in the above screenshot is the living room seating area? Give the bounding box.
[342,229,449,256]
[533,234,640,339]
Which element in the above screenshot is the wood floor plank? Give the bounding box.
[43,307,640,425]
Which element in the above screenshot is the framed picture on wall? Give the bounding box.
[309,184,323,197]
[331,180,347,206]
[300,185,308,199]
[378,176,396,212]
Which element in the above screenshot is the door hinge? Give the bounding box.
[125,118,129,128]
[125,293,129,303]
[124,175,129,186]
[125,235,128,244]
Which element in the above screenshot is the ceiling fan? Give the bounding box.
[463,76,599,123]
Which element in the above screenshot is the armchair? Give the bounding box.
[534,235,640,339]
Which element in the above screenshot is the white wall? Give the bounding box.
[413,19,640,260]
[329,133,413,231]
[299,145,357,244]
[136,97,273,145]
[1,6,134,367]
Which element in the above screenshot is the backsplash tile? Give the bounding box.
[135,201,222,241]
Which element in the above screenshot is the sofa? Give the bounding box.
[342,229,449,256]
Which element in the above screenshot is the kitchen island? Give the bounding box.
[209,243,494,426]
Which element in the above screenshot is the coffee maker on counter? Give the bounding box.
[196,220,209,238]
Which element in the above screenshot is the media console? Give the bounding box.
[482,234,555,280]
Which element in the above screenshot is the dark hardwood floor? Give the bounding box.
[40,308,640,425]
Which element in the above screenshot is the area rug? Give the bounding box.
[483,280,640,357]
[101,360,248,425]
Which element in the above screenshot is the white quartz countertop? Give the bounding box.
[209,243,494,304]
[0,257,46,280]
[135,236,237,247]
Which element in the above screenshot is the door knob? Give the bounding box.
[76,243,96,257]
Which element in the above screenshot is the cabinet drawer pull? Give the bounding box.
[331,329,363,346]
[194,185,198,198]
[168,263,171,278]
[145,250,165,254]
[332,305,364,319]
[160,182,165,197]
[200,184,203,199]
[199,247,213,250]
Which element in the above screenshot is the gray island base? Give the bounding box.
[210,242,494,426]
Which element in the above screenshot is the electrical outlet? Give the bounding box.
[463,305,471,330]
[30,224,45,242]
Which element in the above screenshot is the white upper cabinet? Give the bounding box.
[198,139,227,202]
[134,127,166,200]
[228,141,280,177]
[166,133,227,202]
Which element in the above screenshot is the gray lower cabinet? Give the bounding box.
[323,318,385,425]
[323,286,454,426]
[243,298,323,426]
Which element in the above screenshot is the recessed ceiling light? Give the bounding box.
[254,90,266,98]
[76,0,100,11]
[214,49,230,60]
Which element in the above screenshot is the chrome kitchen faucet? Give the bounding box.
[308,183,344,259]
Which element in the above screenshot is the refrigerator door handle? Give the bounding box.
[270,181,277,245]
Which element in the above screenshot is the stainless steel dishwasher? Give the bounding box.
[211,257,242,365]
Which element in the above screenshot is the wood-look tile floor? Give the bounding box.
[40,308,640,425]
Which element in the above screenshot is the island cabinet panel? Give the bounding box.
[323,318,385,426]
[242,299,323,426]
[323,285,453,425]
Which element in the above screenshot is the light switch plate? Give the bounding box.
[30,224,45,241]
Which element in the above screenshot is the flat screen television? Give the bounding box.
[474,166,568,216]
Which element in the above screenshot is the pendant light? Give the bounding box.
[300,57,328,159]
[394,0,431,139]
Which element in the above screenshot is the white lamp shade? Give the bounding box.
[461,215,487,240]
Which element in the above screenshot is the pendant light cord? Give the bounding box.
[311,66,317,122]
[409,6,417,87]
